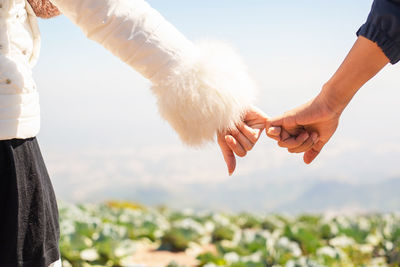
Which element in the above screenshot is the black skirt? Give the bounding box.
[0,137,60,267]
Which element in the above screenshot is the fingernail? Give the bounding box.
[301,133,309,142]
[253,129,260,138]
[312,132,319,142]
[229,171,233,176]
[267,127,278,135]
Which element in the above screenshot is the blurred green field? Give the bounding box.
[59,201,400,267]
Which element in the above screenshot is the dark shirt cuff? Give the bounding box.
[357,0,400,64]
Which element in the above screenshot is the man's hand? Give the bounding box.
[266,92,340,164]
[267,36,390,164]
[217,106,268,175]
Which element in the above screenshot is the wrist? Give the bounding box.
[151,40,256,146]
[318,81,352,116]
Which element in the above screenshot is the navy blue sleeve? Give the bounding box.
[357,0,400,64]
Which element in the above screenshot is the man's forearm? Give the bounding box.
[320,36,389,114]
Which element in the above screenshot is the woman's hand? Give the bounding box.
[218,106,268,175]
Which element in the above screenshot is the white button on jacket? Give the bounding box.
[0,0,255,145]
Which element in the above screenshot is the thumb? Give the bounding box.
[265,114,286,141]
[266,126,282,141]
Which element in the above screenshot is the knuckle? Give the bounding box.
[231,128,240,137]
[278,141,286,148]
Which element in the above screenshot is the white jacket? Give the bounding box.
[0,0,255,145]
[0,0,40,140]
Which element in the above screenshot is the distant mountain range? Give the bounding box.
[72,175,400,214]
[277,177,400,213]
[48,138,400,214]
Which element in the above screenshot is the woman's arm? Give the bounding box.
[49,0,257,147]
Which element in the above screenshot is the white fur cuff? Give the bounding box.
[151,41,256,146]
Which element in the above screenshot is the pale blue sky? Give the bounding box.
[32,1,400,208]
[35,0,376,146]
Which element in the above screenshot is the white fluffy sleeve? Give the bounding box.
[50,0,256,145]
